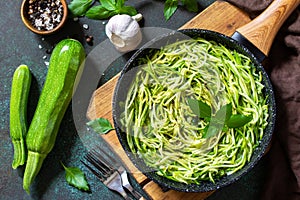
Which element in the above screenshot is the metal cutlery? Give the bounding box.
[82,146,144,200]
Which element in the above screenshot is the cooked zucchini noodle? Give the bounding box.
[120,38,269,184]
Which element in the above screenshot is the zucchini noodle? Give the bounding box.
[120,38,269,184]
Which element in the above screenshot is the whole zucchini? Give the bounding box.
[23,39,85,193]
[10,65,31,169]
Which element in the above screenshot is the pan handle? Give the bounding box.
[234,0,299,56]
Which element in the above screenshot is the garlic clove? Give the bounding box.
[105,14,142,52]
[111,33,126,48]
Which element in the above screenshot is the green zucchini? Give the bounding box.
[23,39,85,193]
[10,65,31,169]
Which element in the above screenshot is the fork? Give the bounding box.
[92,146,144,200]
[82,150,131,200]
[83,147,145,200]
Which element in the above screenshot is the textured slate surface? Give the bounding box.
[0,0,268,199]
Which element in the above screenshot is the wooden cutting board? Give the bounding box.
[86,1,251,199]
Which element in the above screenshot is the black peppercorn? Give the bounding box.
[27,0,64,31]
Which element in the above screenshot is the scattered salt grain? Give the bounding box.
[83,24,89,30]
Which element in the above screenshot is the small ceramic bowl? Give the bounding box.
[21,0,68,35]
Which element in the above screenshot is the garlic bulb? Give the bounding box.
[105,14,142,52]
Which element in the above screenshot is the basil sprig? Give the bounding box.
[188,99,253,138]
[68,0,137,20]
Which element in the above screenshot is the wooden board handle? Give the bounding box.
[235,0,300,56]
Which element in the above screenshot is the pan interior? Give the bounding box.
[112,29,276,192]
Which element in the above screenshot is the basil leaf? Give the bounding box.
[215,103,232,123]
[100,0,116,11]
[226,114,253,128]
[68,0,93,17]
[187,98,199,115]
[61,162,90,191]
[202,103,233,139]
[203,124,220,138]
[119,6,138,16]
[187,98,211,119]
[204,114,226,138]
[116,0,125,9]
[86,117,114,134]
[164,0,178,20]
[181,0,198,12]
[86,5,115,19]
[198,100,212,119]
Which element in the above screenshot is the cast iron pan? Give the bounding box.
[112,0,299,193]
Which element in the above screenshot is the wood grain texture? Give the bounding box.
[86,1,251,199]
[179,1,250,34]
[235,0,300,55]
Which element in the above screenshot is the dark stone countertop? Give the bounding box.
[0,0,269,199]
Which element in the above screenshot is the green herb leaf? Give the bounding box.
[86,5,115,19]
[119,6,138,16]
[115,0,125,9]
[164,0,178,20]
[215,103,232,123]
[203,125,220,138]
[202,104,232,138]
[181,0,198,12]
[187,98,199,115]
[68,0,93,17]
[100,0,116,11]
[86,118,114,134]
[226,114,253,128]
[61,162,90,191]
[198,100,212,119]
[187,98,211,119]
